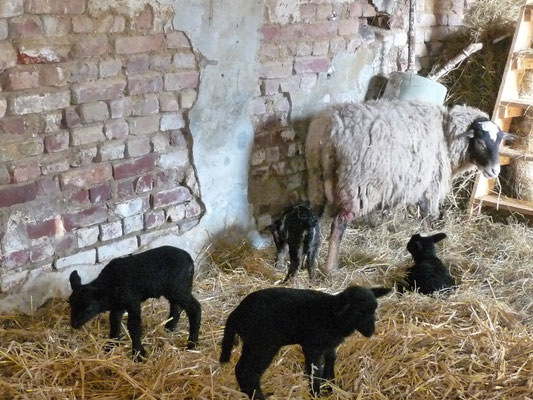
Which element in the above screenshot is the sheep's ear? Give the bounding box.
[432,233,447,243]
[502,131,518,141]
[371,287,392,299]
[69,271,82,290]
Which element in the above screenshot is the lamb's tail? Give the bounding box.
[219,313,238,363]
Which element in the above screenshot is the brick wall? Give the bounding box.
[249,0,470,229]
[0,0,203,290]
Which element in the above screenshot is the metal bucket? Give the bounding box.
[382,71,448,105]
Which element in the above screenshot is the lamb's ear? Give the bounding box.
[69,271,82,290]
[371,287,392,299]
[333,299,351,317]
[432,232,447,243]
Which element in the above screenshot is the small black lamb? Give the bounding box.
[219,285,390,399]
[398,232,455,295]
[267,202,320,283]
[68,246,201,359]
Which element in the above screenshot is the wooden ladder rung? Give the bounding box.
[476,194,533,215]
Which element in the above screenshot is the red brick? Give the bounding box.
[36,176,60,196]
[39,64,66,86]
[63,107,82,128]
[78,102,109,124]
[69,146,97,167]
[109,98,131,119]
[8,89,70,115]
[259,62,293,79]
[159,93,178,112]
[90,183,111,203]
[125,54,149,75]
[9,15,43,38]
[55,233,75,252]
[0,139,43,162]
[114,34,164,54]
[164,71,199,91]
[70,124,105,146]
[299,4,316,21]
[185,200,202,219]
[0,117,26,135]
[104,119,129,139]
[0,183,37,208]
[98,15,125,33]
[3,250,30,270]
[30,240,55,263]
[99,221,122,241]
[113,153,157,180]
[144,210,165,229]
[70,188,89,203]
[0,41,18,70]
[67,60,98,83]
[71,78,127,104]
[338,19,359,36]
[26,0,86,14]
[128,115,160,135]
[42,15,71,37]
[10,162,40,183]
[279,25,305,40]
[117,180,134,198]
[261,26,280,42]
[126,137,151,158]
[166,31,190,48]
[71,35,109,58]
[17,44,64,64]
[99,58,122,78]
[63,205,108,231]
[131,4,153,31]
[41,158,69,175]
[97,141,125,161]
[305,22,338,38]
[294,57,330,73]
[127,72,163,95]
[27,217,64,239]
[0,0,23,18]
[72,15,95,33]
[135,175,153,193]
[60,163,112,189]
[3,67,40,90]
[131,94,159,116]
[151,186,192,208]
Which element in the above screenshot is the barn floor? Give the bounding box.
[1,207,533,399]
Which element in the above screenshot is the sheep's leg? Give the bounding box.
[164,302,182,331]
[325,211,353,273]
[305,226,320,282]
[302,346,326,396]
[126,304,145,360]
[183,295,202,349]
[320,347,337,395]
[235,343,278,400]
[282,245,301,283]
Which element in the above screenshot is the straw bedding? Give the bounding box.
[2,206,533,399]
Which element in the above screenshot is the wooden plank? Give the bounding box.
[478,194,533,216]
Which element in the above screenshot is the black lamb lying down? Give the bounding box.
[398,232,455,295]
[220,285,391,399]
[267,202,320,283]
[69,246,201,359]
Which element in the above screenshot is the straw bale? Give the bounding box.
[3,207,533,399]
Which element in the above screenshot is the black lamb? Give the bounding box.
[68,246,201,359]
[219,285,390,399]
[398,232,455,295]
[267,202,320,283]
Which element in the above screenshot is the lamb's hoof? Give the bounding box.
[164,322,177,332]
[132,348,147,362]
[186,340,198,350]
[104,340,119,353]
[319,383,333,396]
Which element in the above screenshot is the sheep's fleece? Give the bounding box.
[306,100,490,219]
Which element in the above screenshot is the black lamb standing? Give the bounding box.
[399,232,455,295]
[219,285,390,399]
[68,246,201,360]
[267,202,320,283]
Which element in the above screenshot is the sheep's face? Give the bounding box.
[69,288,102,329]
[468,119,515,178]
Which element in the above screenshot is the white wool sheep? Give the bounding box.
[306,100,513,272]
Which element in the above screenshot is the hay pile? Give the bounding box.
[2,208,533,399]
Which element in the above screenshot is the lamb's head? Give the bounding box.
[466,118,515,178]
[68,270,104,329]
[407,232,446,261]
[334,286,391,337]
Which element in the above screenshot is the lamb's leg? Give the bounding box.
[235,343,278,400]
[325,211,352,273]
[282,244,301,283]
[321,347,337,395]
[183,295,202,349]
[165,302,182,331]
[109,309,124,340]
[305,226,320,282]
[126,304,145,360]
[302,346,326,396]
[275,244,289,270]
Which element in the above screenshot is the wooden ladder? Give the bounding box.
[469,0,533,216]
